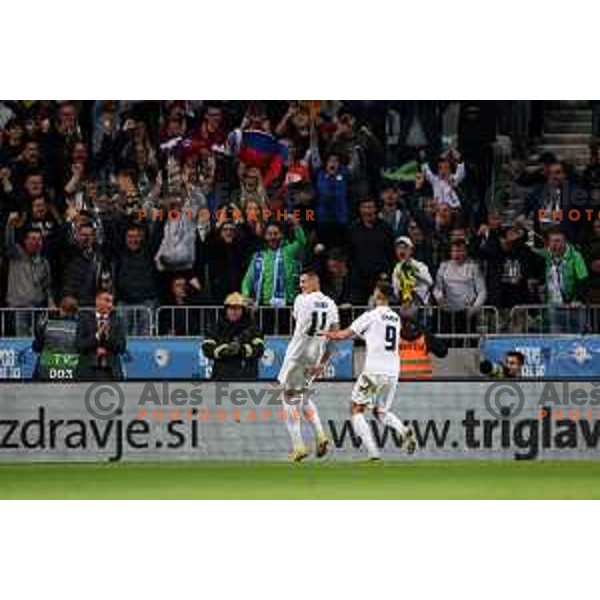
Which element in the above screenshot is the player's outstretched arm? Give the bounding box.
[320,327,353,341]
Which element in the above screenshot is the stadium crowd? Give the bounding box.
[0,100,598,338]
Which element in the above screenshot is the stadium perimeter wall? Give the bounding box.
[0,381,598,462]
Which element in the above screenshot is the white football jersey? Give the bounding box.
[350,305,401,377]
[283,291,339,364]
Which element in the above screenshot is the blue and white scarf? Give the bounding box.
[253,248,286,307]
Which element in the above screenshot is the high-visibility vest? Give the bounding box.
[399,334,433,380]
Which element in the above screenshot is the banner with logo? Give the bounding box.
[1,381,598,462]
[0,340,36,379]
[480,335,600,378]
[0,337,353,381]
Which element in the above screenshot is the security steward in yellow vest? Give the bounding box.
[399,316,447,379]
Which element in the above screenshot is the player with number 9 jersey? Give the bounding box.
[322,281,417,459]
[350,305,401,378]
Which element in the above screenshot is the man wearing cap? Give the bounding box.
[201,292,265,380]
[391,236,433,307]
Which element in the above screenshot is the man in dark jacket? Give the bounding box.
[62,221,97,306]
[205,220,249,304]
[478,224,544,310]
[348,197,395,304]
[202,292,265,380]
[114,224,158,335]
[77,290,126,380]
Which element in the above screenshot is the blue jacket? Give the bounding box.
[314,167,349,224]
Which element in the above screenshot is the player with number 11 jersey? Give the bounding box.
[277,270,339,462]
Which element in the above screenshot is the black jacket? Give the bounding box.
[114,247,158,304]
[348,219,395,303]
[63,246,97,306]
[76,311,126,380]
[202,311,265,380]
[479,234,544,308]
[205,234,250,304]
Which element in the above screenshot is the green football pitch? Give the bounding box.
[1,460,600,499]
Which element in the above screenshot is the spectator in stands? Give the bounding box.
[521,159,583,242]
[536,228,588,332]
[391,236,433,307]
[62,220,97,306]
[582,219,600,305]
[582,144,600,203]
[275,102,312,158]
[5,216,53,336]
[202,292,265,380]
[276,139,310,210]
[189,102,227,158]
[478,224,544,318]
[406,218,433,268]
[157,275,203,336]
[205,220,250,305]
[320,247,352,308]
[433,240,486,332]
[154,191,201,273]
[415,201,458,274]
[420,148,465,209]
[348,197,395,305]
[237,198,266,253]
[229,165,269,210]
[113,224,158,335]
[227,103,284,191]
[538,228,588,305]
[17,171,47,214]
[42,102,82,194]
[379,183,410,238]
[310,123,353,249]
[241,220,306,307]
[10,139,44,188]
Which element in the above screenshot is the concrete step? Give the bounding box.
[555,100,589,109]
[544,120,592,134]
[544,109,592,122]
[542,133,592,145]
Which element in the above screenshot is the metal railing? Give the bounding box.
[155,304,500,341]
[0,304,500,342]
[509,304,597,334]
[0,306,155,338]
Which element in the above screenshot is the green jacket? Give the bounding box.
[535,244,588,303]
[242,226,306,305]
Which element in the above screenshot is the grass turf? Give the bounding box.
[0,460,599,499]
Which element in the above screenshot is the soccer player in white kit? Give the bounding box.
[322,281,417,459]
[277,269,339,462]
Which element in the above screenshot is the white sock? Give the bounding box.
[284,397,304,449]
[381,411,409,437]
[352,413,379,458]
[303,397,325,439]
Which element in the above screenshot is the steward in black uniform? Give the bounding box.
[202,293,265,380]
